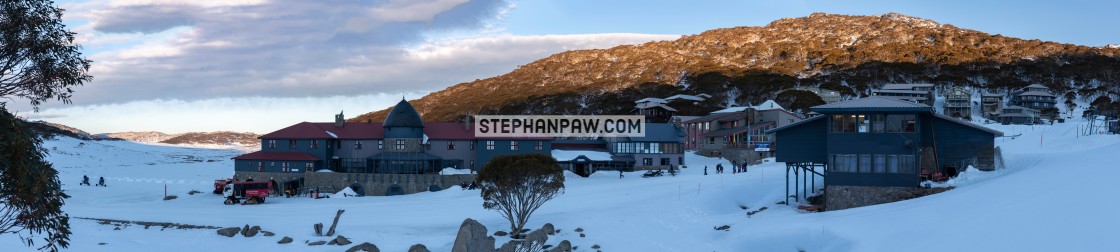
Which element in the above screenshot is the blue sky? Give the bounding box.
[13,0,1120,134]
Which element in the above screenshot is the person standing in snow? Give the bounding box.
[97,177,106,187]
[80,175,90,186]
[704,166,708,175]
[619,170,624,178]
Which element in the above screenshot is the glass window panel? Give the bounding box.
[859,154,872,173]
[873,154,886,173]
[887,155,899,173]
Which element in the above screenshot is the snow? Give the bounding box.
[324,130,338,138]
[711,100,784,113]
[440,167,473,175]
[3,119,1119,251]
[551,149,613,161]
[332,187,359,197]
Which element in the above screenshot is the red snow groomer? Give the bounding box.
[222,181,272,205]
[213,179,231,194]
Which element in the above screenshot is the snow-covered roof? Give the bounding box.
[552,149,613,162]
[635,97,667,104]
[710,100,784,113]
[665,94,706,101]
[1018,91,1056,97]
[1024,84,1048,89]
[878,83,931,90]
[634,103,678,112]
[873,89,930,95]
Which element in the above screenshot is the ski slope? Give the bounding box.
[2,119,1118,251]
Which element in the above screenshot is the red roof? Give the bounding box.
[424,122,475,140]
[233,151,320,161]
[260,122,384,139]
[260,121,552,140]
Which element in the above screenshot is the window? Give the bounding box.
[678,157,683,165]
[282,162,289,172]
[661,158,671,166]
[305,163,313,170]
[885,114,917,133]
[871,114,885,133]
[378,140,383,150]
[268,140,276,149]
[831,154,857,173]
[510,141,518,150]
[873,154,886,173]
[470,141,476,150]
[857,115,869,133]
[535,141,543,151]
[310,140,318,149]
[448,141,456,150]
[395,139,405,150]
[289,140,297,149]
[486,140,495,150]
[858,154,872,173]
[708,137,715,144]
[899,155,916,174]
[887,155,900,173]
[355,141,363,150]
[257,162,262,172]
[643,158,653,166]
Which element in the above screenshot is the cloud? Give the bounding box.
[26,92,428,134]
[19,0,680,132]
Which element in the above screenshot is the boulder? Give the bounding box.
[277,237,293,244]
[407,244,431,252]
[549,240,572,252]
[308,240,327,246]
[579,233,585,238]
[346,242,381,252]
[451,218,495,252]
[261,231,275,237]
[493,231,508,236]
[240,224,250,236]
[244,226,260,237]
[333,235,352,246]
[496,240,519,252]
[591,244,601,249]
[541,223,555,235]
[524,229,548,249]
[217,227,240,237]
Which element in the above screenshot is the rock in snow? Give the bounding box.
[216,227,240,237]
[407,244,431,252]
[451,218,495,252]
[346,242,381,252]
[277,237,293,244]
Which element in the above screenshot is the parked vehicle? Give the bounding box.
[223,181,272,205]
[213,179,231,194]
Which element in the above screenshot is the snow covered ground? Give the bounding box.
[3,119,1119,251]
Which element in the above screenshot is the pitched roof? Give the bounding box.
[664,94,706,101]
[635,97,667,104]
[765,116,824,134]
[683,112,739,123]
[931,113,1004,136]
[710,100,785,114]
[634,102,678,112]
[629,123,684,142]
[1024,84,1048,89]
[881,83,935,90]
[423,122,475,140]
[261,122,385,139]
[872,89,930,95]
[384,99,424,128]
[1018,91,1056,97]
[812,96,931,112]
[233,151,320,161]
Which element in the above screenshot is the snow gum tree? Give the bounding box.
[477,154,565,238]
[1,0,91,250]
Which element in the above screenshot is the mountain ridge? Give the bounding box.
[350,12,1120,122]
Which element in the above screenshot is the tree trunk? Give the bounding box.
[326,209,345,236]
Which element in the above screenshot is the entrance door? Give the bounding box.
[574,163,590,177]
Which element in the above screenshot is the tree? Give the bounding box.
[477,154,565,238]
[774,90,826,114]
[0,108,70,251]
[1,0,89,250]
[2,0,93,109]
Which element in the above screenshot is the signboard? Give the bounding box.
[754,143,771,152]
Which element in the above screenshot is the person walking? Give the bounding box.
[619,170,624,178]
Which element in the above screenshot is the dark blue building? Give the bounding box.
[768,97,1002,196]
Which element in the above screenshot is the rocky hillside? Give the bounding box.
[28,121,118,140]
[352,13,1120,121]
[159,131,259,146]
[103,131,259,146]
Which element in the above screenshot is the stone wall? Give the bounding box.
[234,171,475,196]
[825,185,952,211]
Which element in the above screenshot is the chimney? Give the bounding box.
[335,111,345,127]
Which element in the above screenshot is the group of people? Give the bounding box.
[80,175,106,187]
[459,181,478,190]
[704,162,749,175]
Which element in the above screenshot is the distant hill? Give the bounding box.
[26,123,261,147]
[352,13,1120,121]
[27,121,119,141]
[158,131,259,146]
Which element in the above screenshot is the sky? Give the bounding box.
[10,0,1120,134]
